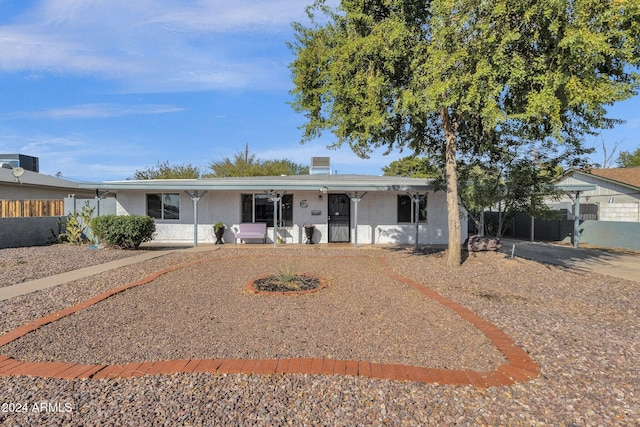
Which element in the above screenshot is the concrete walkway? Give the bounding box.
[0,248,180,302]
[499,238,640,283]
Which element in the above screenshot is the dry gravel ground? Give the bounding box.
[0,245,139,288]
[0,244,638,426]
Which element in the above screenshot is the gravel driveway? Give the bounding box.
[1,244,638,426]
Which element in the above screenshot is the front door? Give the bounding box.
[328,194,350,243]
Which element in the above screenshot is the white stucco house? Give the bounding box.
[78,174,465,247]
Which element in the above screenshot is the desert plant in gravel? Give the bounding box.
[274,264,300,289]
[91,215,155,249]
[60,202,95,245]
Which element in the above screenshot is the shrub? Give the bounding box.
[91,215,155,249]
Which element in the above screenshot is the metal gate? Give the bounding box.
[328,194,350,243]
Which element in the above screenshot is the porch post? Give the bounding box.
[409,192,425,249]
[573,191,581,248]
[347,192,367,248]
[185,191,207,247]
[565,191,581,248]
[268,191,284,247]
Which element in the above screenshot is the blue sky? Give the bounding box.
[0,1,638,182]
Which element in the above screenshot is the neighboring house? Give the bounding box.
[0,167,93,201]
[553,168,640,222]
[78,174,464,246]
[0,165,95,248]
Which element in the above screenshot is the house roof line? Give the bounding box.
[77,175,435,193]
[560,168,640,192]
[0,167,84,191]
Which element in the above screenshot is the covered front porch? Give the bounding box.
[78,175,460,248]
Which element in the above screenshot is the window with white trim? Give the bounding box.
[147,193,180,220]
[397,194,427,223]
[241,194,293,227]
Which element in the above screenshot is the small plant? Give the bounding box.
[274,264,298,286]
[61,202,95,245]
[213,221,226,244]
[276,265,297,283]
[251,263,322,293]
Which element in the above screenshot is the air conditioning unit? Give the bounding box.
[310,157,331,175]
[0,154,39,172]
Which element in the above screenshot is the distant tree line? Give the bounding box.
[130,149,309,180]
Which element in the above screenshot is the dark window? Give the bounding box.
[397,195,427,223]
[241,194,253,223]
[579,203,598,220]
[281,194,293,226]
[254,194,272,225]
[241,194,293,227]
[146,193,179,220]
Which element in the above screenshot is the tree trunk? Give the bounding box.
[440,107,461,267]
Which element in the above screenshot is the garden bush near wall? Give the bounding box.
[91,215,156,249]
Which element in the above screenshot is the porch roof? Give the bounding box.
[78,174,434,193]
[555,184,597,193]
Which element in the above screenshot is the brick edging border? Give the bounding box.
[0,254,539,388]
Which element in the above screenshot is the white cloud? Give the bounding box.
[0,130,150,180]
[0,0,319,92]
[2,104,185,120]
[147,0,312,32]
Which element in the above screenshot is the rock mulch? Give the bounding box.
[251,274,323,293]
[0,244,139,288]
[0,244,638,425]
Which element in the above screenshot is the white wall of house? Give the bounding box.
[555,174,640,222]
[112,189,462,245]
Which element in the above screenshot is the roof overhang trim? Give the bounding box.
[78,179,433,193]
[555,184,597,192]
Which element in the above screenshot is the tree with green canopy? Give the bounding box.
[131,161,200,180]
[382,156,441,178]
[383,152,563,237]
[458,156,564,238]
[616,148,640,167]
[205,149,309,177]
[289,0,640,266]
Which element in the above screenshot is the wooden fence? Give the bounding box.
[0,200,65,218]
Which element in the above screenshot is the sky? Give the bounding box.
[0,0,638,183]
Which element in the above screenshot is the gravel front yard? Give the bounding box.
[0,245,139,288]
[0,244,638,426]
